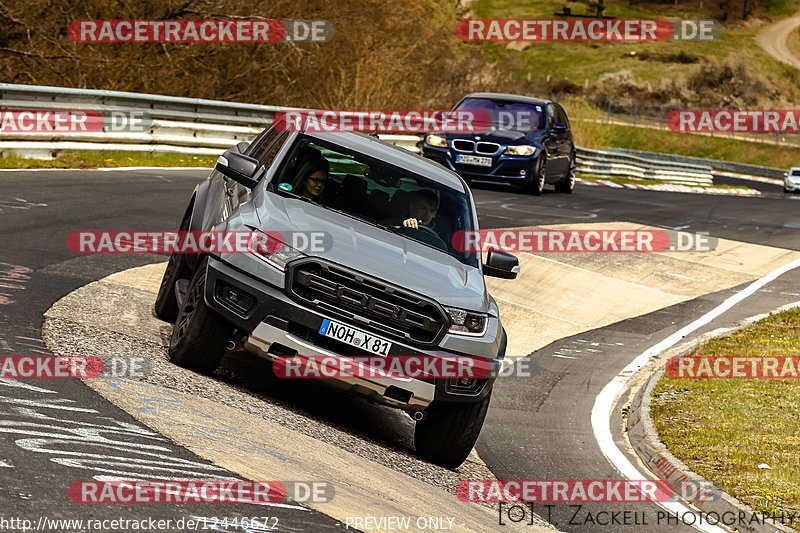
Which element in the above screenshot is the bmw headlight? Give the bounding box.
[445,307,488,336]
[504,145,536,156]
[425,134,448,148]
[248,231,305,271]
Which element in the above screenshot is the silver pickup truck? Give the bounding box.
[154,127,519,468]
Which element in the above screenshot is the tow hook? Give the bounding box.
[227,330,248,352]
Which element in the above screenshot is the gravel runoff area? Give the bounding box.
[40,272,557,531]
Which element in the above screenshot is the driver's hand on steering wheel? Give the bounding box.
[402,218,422,229]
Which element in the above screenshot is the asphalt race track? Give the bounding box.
[1,168,798,532]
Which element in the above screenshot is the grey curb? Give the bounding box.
[626,359,796,532]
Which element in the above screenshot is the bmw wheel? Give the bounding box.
[525,155,546,196]
[555,152,576,194]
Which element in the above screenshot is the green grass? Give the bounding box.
[571,118,800,169]
[652,307,800,522]
[469,0,800,89]
[0,151,216,169]
[788,24,800,62]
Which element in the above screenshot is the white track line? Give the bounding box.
[591,256,800,532]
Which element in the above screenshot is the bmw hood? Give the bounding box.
[256,193,491,313]
[445,126,543,146]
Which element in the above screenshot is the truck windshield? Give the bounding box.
[271,135,478,267]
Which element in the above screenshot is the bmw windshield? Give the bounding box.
[455,97,545,131]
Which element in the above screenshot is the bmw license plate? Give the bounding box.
[319,318,392,356]
[456,154,492,167]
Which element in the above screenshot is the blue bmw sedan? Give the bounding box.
[422,92,576,195]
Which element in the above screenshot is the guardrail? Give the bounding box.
[575,147,713,186]
[0,84,715,185]
[606,147,788,180]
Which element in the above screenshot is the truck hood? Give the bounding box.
[257,193,490,313]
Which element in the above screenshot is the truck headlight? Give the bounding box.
[248,231,305,271]
[504,145,536,156]
[445,307,488,336]
[425,134,448,148]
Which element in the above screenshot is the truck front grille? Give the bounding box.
[286,258,447,345]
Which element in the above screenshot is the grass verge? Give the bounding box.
[596,124,800,168]
[789,24,800,63]
[651,307,800,523]
[562,99,800,169]
[470,0,800,89]
[0,151,216,169]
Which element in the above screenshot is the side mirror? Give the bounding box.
[483,248,519,279]
[215,150,262,189]
[551,124,568,134]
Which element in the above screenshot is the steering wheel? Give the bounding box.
[394,224,448,250]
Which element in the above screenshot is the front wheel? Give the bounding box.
[555,152,576,194]
[414,391,492,469]
[154,212,193,322]
[168,258,233,375]
[524,155,546,196]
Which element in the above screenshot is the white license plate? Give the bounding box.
[319,319,392,356]
[456,154,492,167]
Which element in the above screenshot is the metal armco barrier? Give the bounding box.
[0,84,725,185]
[607,147,788,180]
[576,147,713,186]
[0,83,279,158]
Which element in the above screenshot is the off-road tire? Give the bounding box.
[414,391,492,469]
[154,212,193,322]
[168,258,232,375]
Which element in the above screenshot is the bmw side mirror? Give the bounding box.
[483,248,519,279]
[215,150,262,189]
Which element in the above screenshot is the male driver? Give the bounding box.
[402,189,438,228]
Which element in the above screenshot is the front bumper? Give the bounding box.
[203,257,499,412]
[422,144,535,181]
[785,180,800,192]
